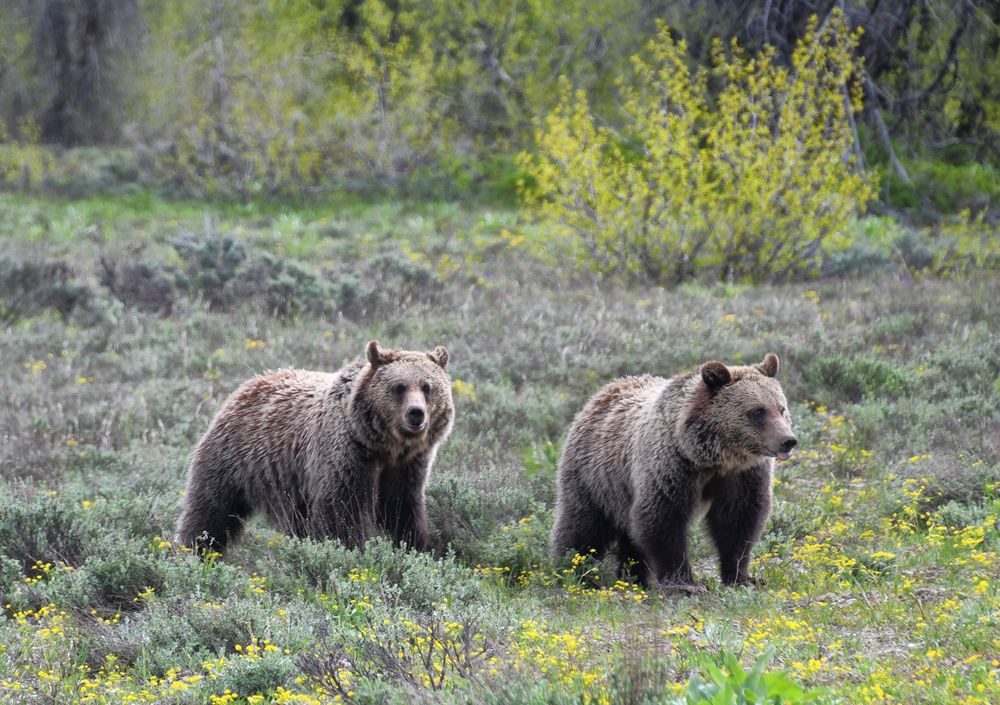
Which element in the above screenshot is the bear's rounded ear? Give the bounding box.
[366,340,385,367]
[757,353,779,378]
[700,360,732,391]
[428,345,449,369]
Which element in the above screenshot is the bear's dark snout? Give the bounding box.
[406,405,426,428]
[779,437,797,453]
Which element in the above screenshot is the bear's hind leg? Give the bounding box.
[551,486,614,563]
[264,496,310,539]
[705,466,772,586]
[177,482,252,555]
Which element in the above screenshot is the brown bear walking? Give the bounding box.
[176,340,454,554]
[551,354,795,591]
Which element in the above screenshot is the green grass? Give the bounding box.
[0,193,998,704]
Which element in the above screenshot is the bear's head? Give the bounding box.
[682,354,797,469]
[360,340,454,447]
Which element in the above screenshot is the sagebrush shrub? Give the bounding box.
[0,259,90,321]
[99,257,179,314]
[171,229,247,310]
[522,10,874,283]
[213,652,298,698]
[0,489,93,569]
[81,549,167,612]
[805,354,909,403]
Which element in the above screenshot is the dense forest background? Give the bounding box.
[1,0,997,212]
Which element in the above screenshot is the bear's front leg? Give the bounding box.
[376,455,430,551]
[705,464,773,586]
[310,461,376,549]
[630,473,701,591]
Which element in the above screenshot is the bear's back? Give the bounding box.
[199,369,340,464]
[558,376,659,521]
[573,372,695,436]
[226,367,334,416]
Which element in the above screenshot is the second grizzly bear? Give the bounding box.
[176,340,454,553]
[551,354,796,590]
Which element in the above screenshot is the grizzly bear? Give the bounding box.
[551,354,796,591]
[176,340,454,554]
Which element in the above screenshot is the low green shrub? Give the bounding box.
[172,229,248,310]
[232,253,333,317]
[99,257,180,314]
[474,512,553,586]
[0,487,94,569]
[79,545,168,612]
[522,440,561,479]
[886,158,1000,216]
[804,355,909,403]
[0,258,90,321]
[0,555,21,597]
[212,651,299,698]
[822,216,900,277]
[125,596,269,677]
[402,155,532,205]
[426,471,547,562]
[933,499,992,529]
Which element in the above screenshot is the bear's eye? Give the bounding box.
[750,407,767,421]
[779,406,786,415]
[392,382,406,397]
[421,382,432,396]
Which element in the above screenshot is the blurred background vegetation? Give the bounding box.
[2,0,998,285]
[0,0,996,210]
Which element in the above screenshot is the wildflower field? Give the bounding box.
[0,193,998,704]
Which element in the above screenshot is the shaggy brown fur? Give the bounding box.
[551,354,796,590]
[176,340,454,554]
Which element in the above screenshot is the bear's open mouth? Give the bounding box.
[401,422,427,436]
[776,450,792,461]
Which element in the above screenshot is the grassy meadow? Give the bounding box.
[1,192,998,704]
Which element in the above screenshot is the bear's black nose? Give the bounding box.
[780,437,797,452]
[406,406,426,427]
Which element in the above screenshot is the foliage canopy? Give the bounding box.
[522,11,876,284]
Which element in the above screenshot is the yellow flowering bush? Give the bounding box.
[0,120,55,190]
[522,10,875,283]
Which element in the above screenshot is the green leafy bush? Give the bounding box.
[0,555,20,596]
[0,122,57,190]
[805,355,909,403]
[0,488,93,569]
[403,155,534,204]
[675,652,832,705]
[234,254,333,318]
[172,229,248,310]
[886,158,1000,216]
[522,440,561,479]
[822,217,900,277]
[426,472,546,561]
[79,547,167,612]
[213,651,298,698]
